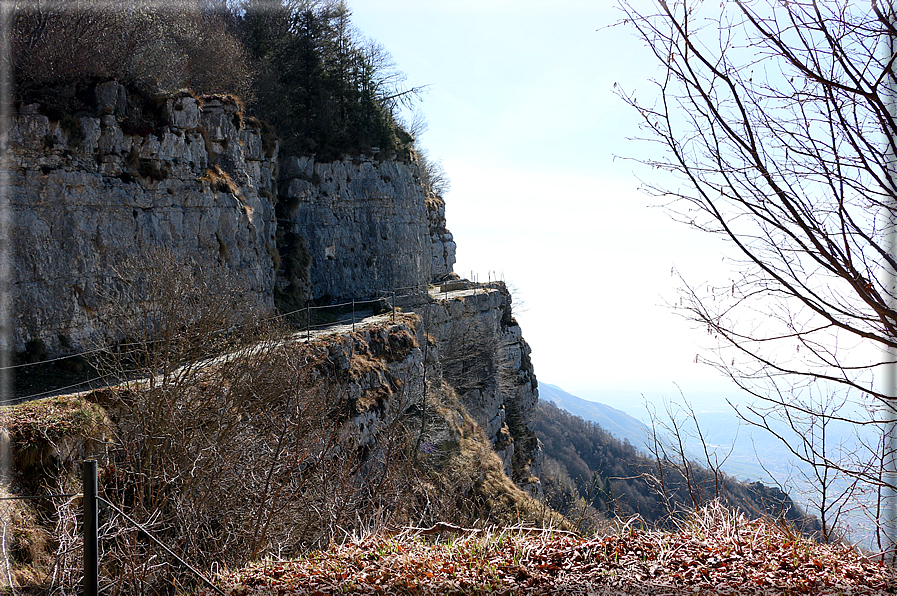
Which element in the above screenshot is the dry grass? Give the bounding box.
[196,502,897,595]
[0,488,54,591]
[1,394,110,472]
[424,195,444,212]
[0,395,110,593]
[201,165,241,195]
[198,93,246,113]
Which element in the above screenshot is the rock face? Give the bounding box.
[8,86,278,354]
[8,83,460,354]
[426,195,456,281]
[308,316,425,449]
[279,155,456,303]
[9,83,540,496]
[421,283,543,497]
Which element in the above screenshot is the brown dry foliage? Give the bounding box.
[201,165,241,195]
[11,1,252,99]
[199,501,897,595]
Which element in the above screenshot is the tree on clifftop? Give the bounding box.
[9,0,423,160]
[617,0,897,552]
[237,0,425,158]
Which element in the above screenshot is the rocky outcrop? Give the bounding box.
[8,83,540,498]
[279,156,455,304]
[286,302,543,500]
[426,195,456,281]
[420,282,543,497]
[8,85,278,355]
[305,315,426,449]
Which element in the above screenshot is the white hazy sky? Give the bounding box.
[349,1,745,401]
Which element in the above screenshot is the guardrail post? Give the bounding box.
[352,300,355,332]
[392,290,396,322]
[83,459,98,596]
[306,304,310,342]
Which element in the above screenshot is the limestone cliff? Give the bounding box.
[426,195,456,282]
[278,155,456,304]
[7,82,456,355]
[8,84,278,355]
[287,310,546,519]
[421,282,543,497]
[7,82,539,498]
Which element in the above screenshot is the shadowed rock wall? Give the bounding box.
[279,155,456,304]
[8,86,278,355]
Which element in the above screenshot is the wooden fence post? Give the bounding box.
[83,459,98,596]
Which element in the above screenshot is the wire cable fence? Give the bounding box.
[4,280,504,405]
[4,285,426,372]
[0,461,227,595]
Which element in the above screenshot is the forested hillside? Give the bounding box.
[535,401,818,533]
[11,0,423,161]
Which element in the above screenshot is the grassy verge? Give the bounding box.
[195,503,897,595]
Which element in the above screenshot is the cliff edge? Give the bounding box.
[6,81,540,498]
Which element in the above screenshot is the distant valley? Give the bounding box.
[537,383,652,451]
[532,392,815,532]
[543,382,882,547]
[543,383,809,484]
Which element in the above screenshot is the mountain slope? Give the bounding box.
[539,383,651,451]
[534,400,818,532]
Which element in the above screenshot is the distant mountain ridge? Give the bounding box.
[538,383,652,451]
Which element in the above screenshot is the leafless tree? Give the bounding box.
[407,111,451,197]
[642,398,733,517]
[616,0,897,553]
[10,0,252,97]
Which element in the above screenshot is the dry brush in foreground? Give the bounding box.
[197,502,896,596]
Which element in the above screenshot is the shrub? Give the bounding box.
[11,1,251,101]
[200,165,240,195]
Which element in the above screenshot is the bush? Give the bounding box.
[11,1,252,101]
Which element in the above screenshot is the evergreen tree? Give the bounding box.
[238,0,413,159]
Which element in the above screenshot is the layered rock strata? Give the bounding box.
[421,282,543,497]
[8,85,278,354]
[279,156,456,304]
[8,83,460,354]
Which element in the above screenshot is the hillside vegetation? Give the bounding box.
[535,401,819,535]
[12,0,418,160]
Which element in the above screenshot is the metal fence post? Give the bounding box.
[306,303,310,342]
[83,459,98,596]
[352,300,355,332]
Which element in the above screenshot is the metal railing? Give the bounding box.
[4,280,504,405]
